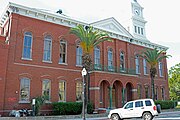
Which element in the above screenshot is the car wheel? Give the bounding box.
[111,113,120,120]
[143,112,153,120]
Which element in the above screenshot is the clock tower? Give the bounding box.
[131,0,148,41]
[131,0,148,42]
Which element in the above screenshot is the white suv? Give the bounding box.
[108,99,159,120]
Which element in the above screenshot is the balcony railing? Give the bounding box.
[92,64,136,75]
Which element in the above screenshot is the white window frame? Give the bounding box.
[43,35,52,62]
[58,81,66,102]
[42,79,51,101]
[76,81,83,102]
[108,48,114,71]
[94,46,101,68]
[59,40,67,64]
[22,32,33,60]
[76,45,83,66]
[143,58,148,75]
[159,61,163,77]
[19,77,30,103]
[135,55,140,74]
[120,51,125,71]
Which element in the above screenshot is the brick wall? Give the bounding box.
[0,12,169,115]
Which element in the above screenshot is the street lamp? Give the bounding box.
[81,67,87,120]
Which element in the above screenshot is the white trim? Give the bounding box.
[14,62,81,72]
[0,2,168,51]
[89,87,100,90]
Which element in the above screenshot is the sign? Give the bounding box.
[81,68,87,76]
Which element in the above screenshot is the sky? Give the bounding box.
[0,0,180,70]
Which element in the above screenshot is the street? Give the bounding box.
[67,111,180,120]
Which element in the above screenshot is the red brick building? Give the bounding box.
[0,2,169,115]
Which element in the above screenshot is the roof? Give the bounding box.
[0,2,168,51]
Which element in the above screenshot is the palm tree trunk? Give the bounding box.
[150,67,156,101]
[151,76,155,101]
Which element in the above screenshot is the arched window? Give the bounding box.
[59,81,66,102]
[76,81,82,101]
[143,58,148,75]
[159,61,163,77]
[120,51,125,71]
[108,48,114,71]
[135,55,140,74]
[22,32,32,59]
[59,40,67,64]
[76,44,82,66]
[43,35,52,62]
[20,77,30,102]
[94,46,101,69]
[42,79,51,101]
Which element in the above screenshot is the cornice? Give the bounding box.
[0,2,168,51]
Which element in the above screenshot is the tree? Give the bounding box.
[70,25,112,112]
[140,48,171,100]
[168,63,180,100]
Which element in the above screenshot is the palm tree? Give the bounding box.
[70,25,111,71]
[140,48,171,100]
[70,25,111,113]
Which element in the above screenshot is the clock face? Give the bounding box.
[134,8,140,15]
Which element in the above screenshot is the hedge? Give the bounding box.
[155,100,177,109]
[52,102,93,115]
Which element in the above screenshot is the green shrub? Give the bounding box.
[52,102,94,115]
[155,100,177,109]
[87,102,93,114]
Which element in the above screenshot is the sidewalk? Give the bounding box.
[0,113,108,120]
[0,109,179,120]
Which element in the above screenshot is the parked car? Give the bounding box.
[108,99,159,120]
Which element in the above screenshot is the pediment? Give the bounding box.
[90,17,133,38]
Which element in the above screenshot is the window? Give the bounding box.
[94,46,101,68]
[120,51,125,71]
[43,35,52,62]
[135,55,140,74]
[141,28,144,35]
[161,87,165,100]
[59,81,66,101]
[42,79,51,101]
[143,58,148,75]
[145,100,152,106]
[155,87,158,100]
[59,40,67,64]
[76,45,82,66]
[159,62,163,77]
[145,86,149,98]
[22,32,32,59]
[76,81,82,101]
[135,101,143,107]
[138,27,140,34]
[134,26,137,33]
[137,85,142,99]
[108,48,114,71]
[20,78,30,102]
[124,102,133,109]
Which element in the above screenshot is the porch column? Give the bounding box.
[109,86,113,109]
[122,87,126,106]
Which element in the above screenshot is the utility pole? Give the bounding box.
[81,67,87,120]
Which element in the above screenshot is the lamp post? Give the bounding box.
[32,99,36,116]
[81,67,87,120]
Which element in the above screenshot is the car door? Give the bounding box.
[121,101,135,118]
[133,100,144,117]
